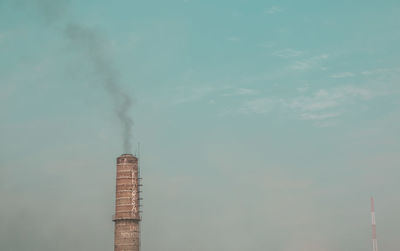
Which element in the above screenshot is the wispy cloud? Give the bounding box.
[361,67,400,76]
[236,85,375,126]
[172,86,258,105]
[287,87,372,111]
[222,88,258,97]
[238,98,278,114]
[288,95,338,112]
[330,72,355,78]
[227,37,241,42]
[312,120,338,128]
[265,6,282,14]
[286,86,373,123]
[172,85,224,105]
[257,42,275,48]
[296,86,310,93]
[300,112,340,121]
[170,81,378,127]
[273,48,303,58]
[291,54,329,71]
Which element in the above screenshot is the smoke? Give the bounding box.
[31,0,134,152]
[34,0,70,23]
[65,24,134,152]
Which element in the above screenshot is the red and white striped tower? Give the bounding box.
[371,197,378,251]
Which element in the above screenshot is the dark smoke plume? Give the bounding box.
[65,24,134,152]
[32,0,134,152]
[34,0,70,23]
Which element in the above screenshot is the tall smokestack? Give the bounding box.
[371,197,378,251]
[113,154,141,251]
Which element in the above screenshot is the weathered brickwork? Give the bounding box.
[114,154,140,251]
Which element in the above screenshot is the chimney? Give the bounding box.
[113,154,141,251]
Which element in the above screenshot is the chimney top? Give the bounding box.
[120,153,135,158]
[117,154,137,164]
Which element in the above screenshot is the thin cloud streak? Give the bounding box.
[265,6,283,14]
[330,72,355,78]
[300,112,341,121]
[172,85,258,105]
[291,54,329,71]
[273,48,304,58]
[361,67,400,76]
[227,36,241,42]
[171,83,376,126]
[222,88,258,97]
[234,85,376,126]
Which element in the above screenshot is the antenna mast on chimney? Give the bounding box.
[371,197,378,251]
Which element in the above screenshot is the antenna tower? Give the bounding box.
[371,197,378,251]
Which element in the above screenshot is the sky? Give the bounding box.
[1,0,400,250]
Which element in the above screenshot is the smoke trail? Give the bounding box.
[34,0,70,23]
[65,24,134,152]
[32,0,134,152]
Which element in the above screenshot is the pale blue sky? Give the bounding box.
[1,1,400,250]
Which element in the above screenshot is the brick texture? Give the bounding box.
[114,154,140,251]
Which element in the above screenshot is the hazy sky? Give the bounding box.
[1,1,400,250]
